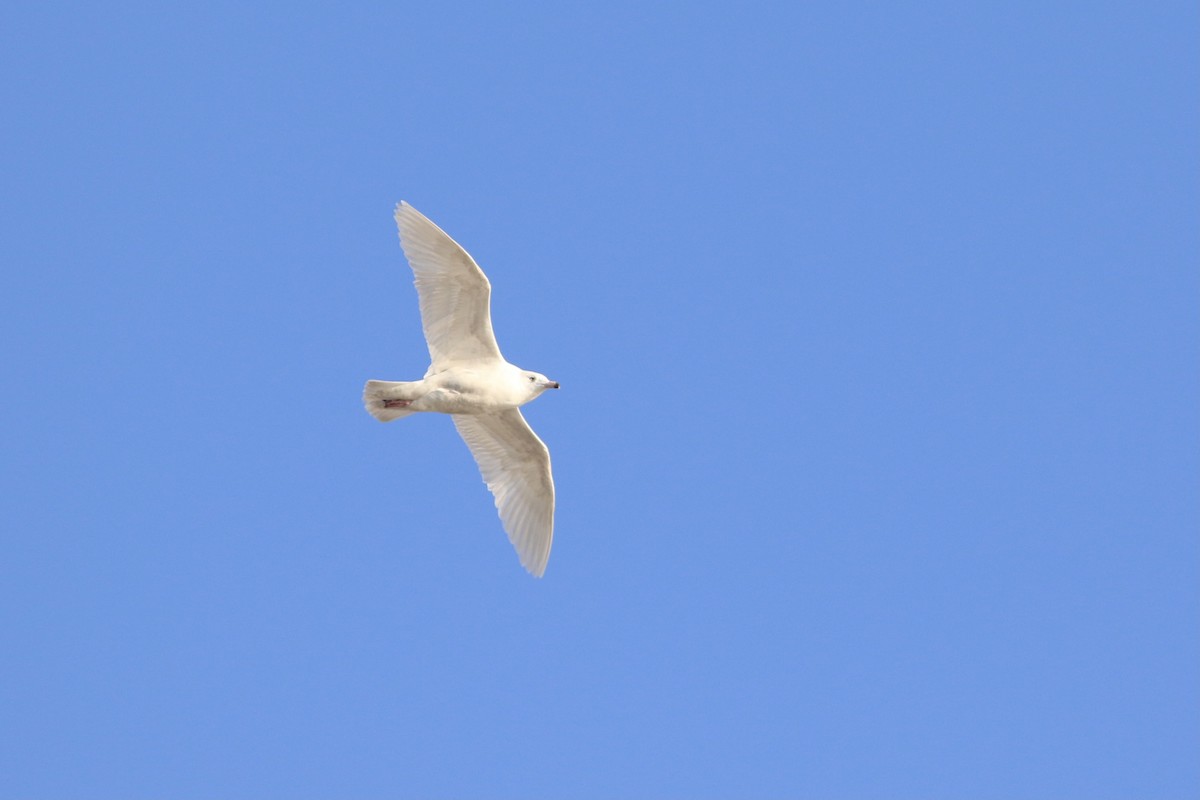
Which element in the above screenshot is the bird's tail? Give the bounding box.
[363,379,420,422]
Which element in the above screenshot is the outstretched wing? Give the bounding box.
[452,410,555,577]
[394,202,504,370]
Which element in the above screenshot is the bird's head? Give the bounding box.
[522,370,560,398]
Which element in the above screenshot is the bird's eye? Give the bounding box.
[529,376,536,382]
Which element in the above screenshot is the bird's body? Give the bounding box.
[363,202,559,577]
[368,362,552,415]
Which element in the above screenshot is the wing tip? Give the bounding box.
[518,532,553,578]
[526,565,547,579]
[522,555,548,578]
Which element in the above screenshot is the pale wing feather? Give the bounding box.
[394,202,504,369]
[452,410,555,577]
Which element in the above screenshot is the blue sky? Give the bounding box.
[2,2,1197,798]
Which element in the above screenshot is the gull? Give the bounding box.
[363,202,560,577]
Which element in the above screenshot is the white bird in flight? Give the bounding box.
[364,202,560,577]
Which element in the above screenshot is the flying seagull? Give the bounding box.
[363,202,560,577]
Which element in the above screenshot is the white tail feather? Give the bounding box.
[363,379,420,422]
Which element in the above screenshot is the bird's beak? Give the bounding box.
[546,381,560,389]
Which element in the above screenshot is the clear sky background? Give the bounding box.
[2,3,1197,798]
